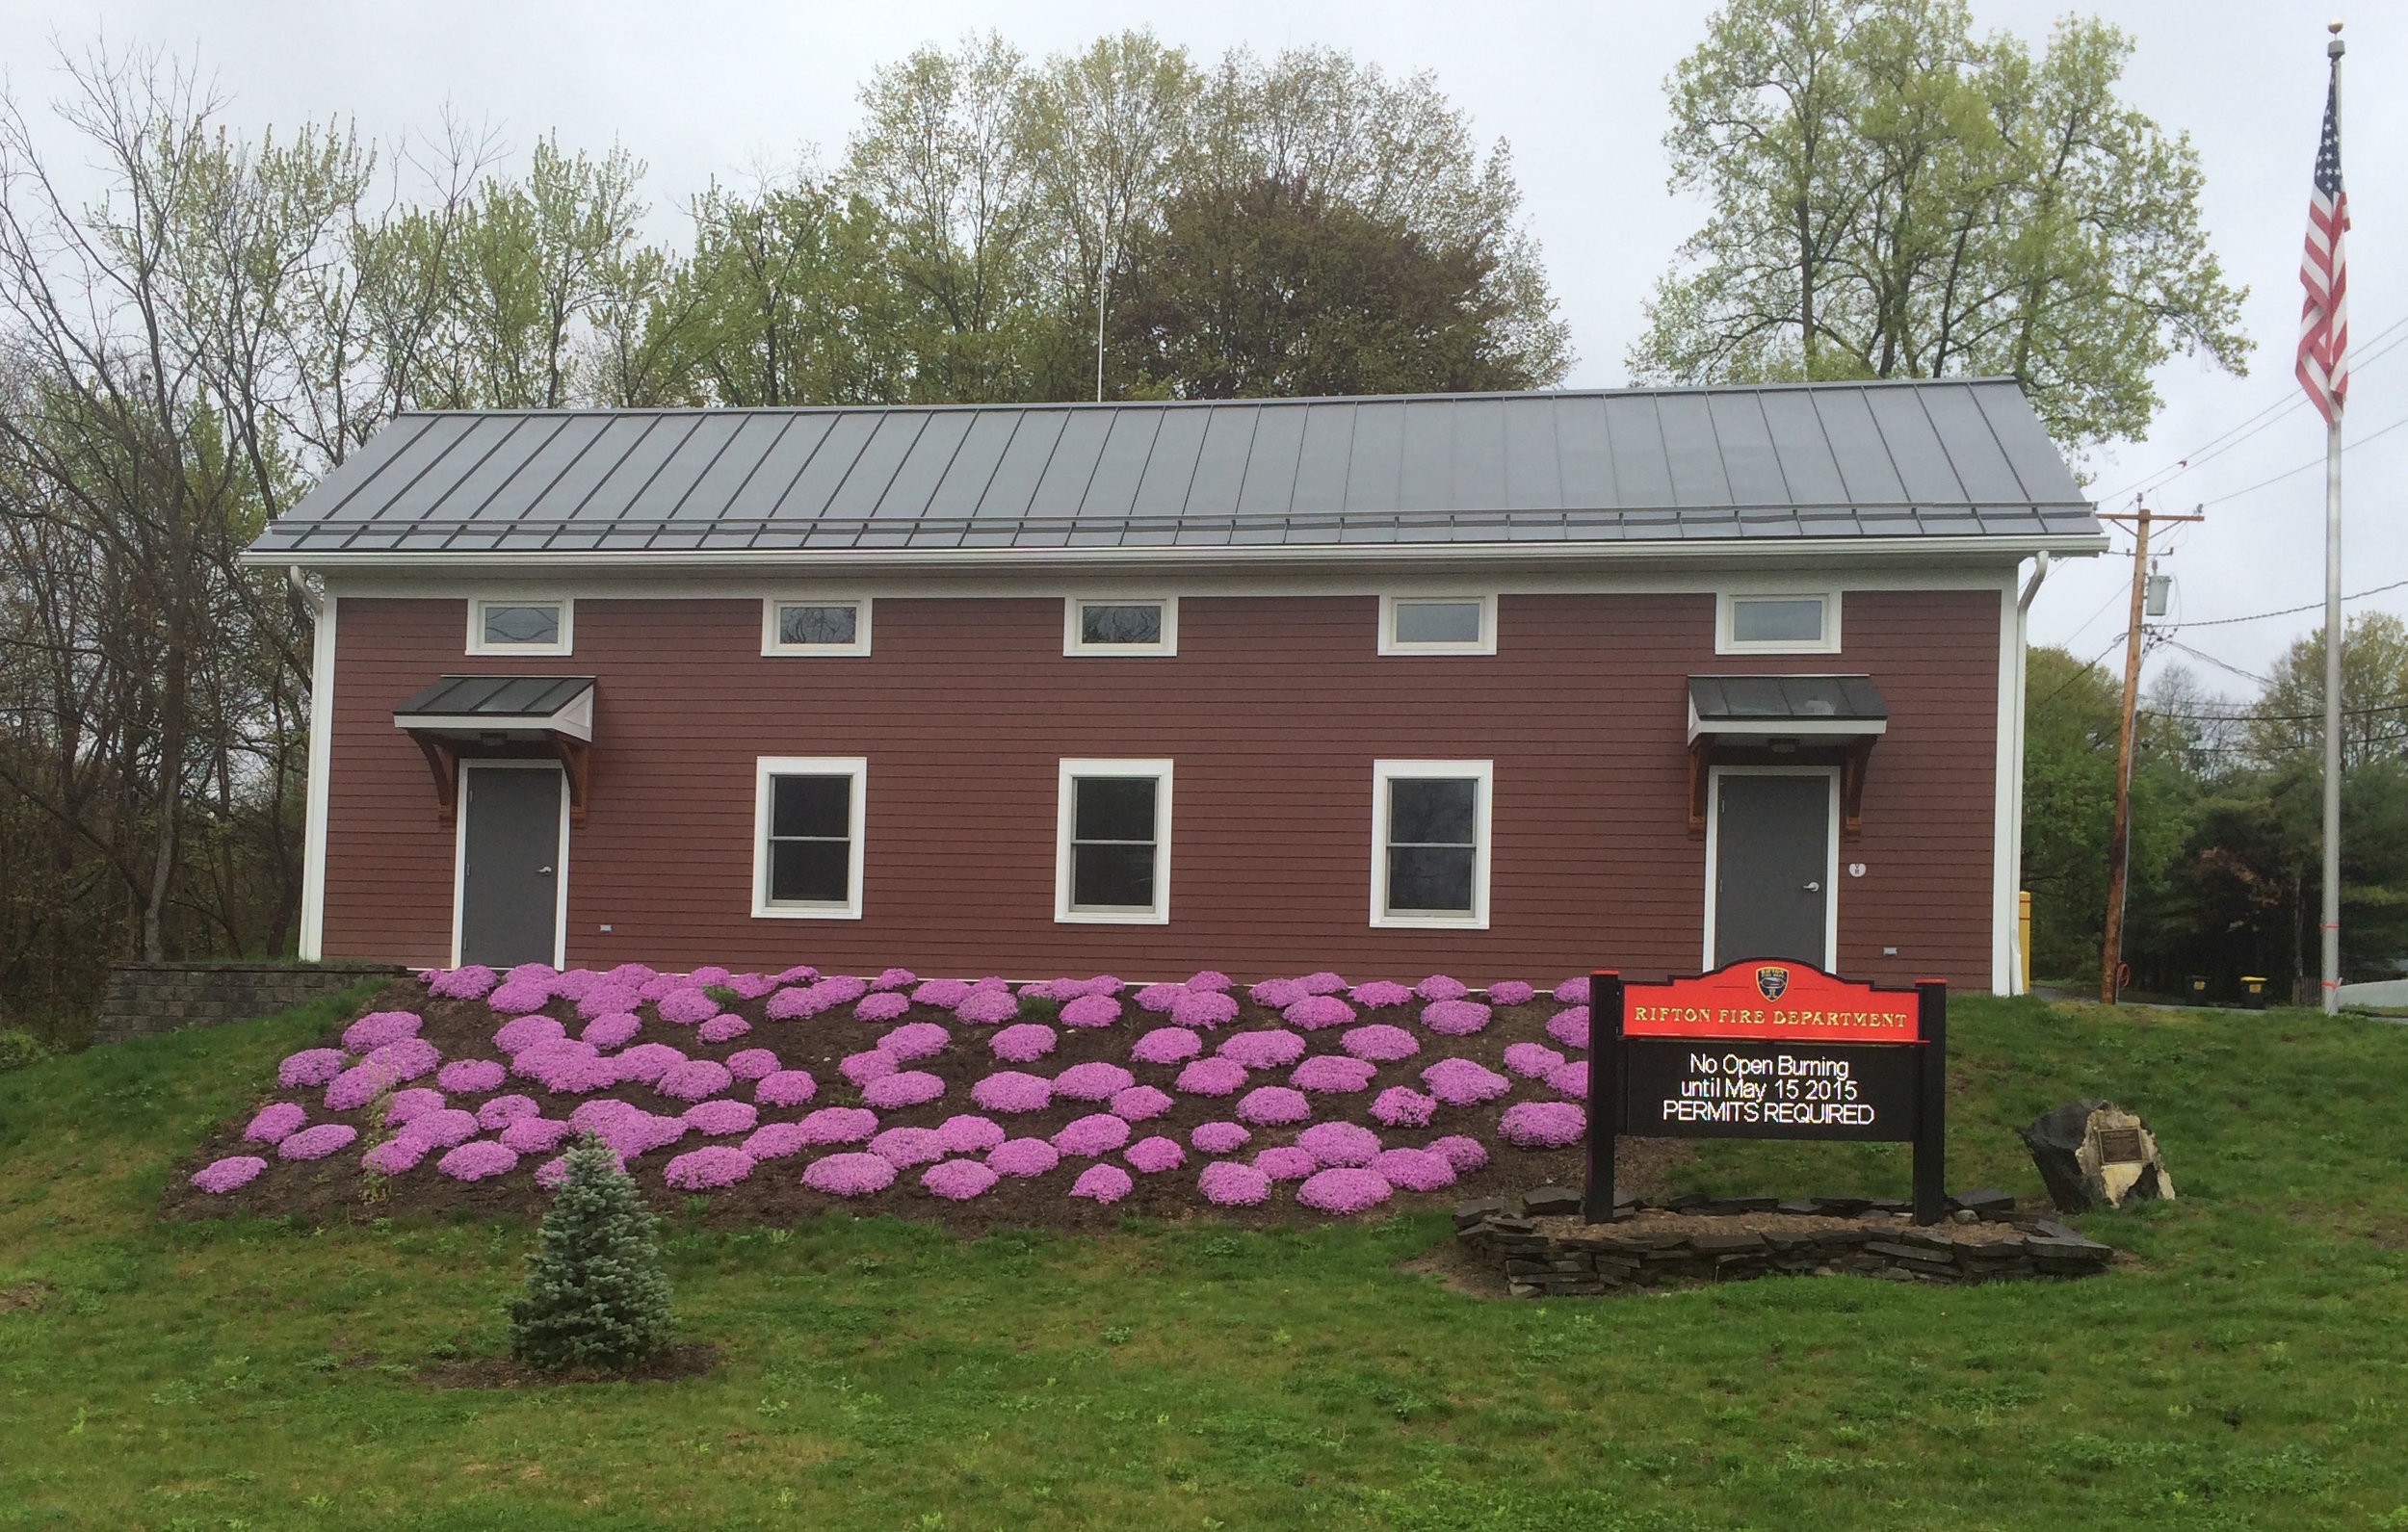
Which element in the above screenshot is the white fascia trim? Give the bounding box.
[1989,574,2019,996]
[466,595,574,656]
[1715,589,1843,655]
[1702,766,1840,972]
[761,595,874,657]
[751,756,869,921]
[1063,596,1179,657]
[1378,593,1498,656]
[450,760,571,970]
[1369,759,1494,930]
[299,590,336,961]
[1056,758,1174,924]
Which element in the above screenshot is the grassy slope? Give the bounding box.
[1,994,2404,1531]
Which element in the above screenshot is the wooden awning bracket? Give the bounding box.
[406,729,589,827]
[414,733,460,825]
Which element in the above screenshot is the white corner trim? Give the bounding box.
[1715,589,1842,655]
[1063,596,1179,657]
[761,595,874,657]
[1701,766,1840,971]
[1990,575,2020,996]
[1369,759,1494,930]
[1377,594,1498,656]
[1055,758,1174,923]
[299,592,337,961]
[450,760,571,970]
[466,595,574,656]
[750,756,870,920]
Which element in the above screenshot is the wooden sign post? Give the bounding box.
[1583,961,1948,1224]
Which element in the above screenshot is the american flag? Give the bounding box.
[2298,66,2349,424]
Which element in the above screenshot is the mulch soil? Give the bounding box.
[162,976,1692,1233]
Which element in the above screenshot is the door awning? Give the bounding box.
[1685,674,1888,836]
[394,675,595,826]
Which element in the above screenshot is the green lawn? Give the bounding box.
[3,993,2405,1530]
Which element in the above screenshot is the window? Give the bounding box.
[752,757,867,919]
[762,598,872,657]
[468,598,572,655]
[1371,761,1492,928]
[1379,595,1496,656]
[1717,591,1840,654]
[1064,597,1177,657]
[1056,759,1172,922]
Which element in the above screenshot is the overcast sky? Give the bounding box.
[4,1,2400,694]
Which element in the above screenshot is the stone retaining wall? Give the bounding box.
[95,962,406,1046]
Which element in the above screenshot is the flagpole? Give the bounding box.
[2321,23,2345,1016]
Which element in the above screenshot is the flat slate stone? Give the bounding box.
[1522,1185,1584,1217]
[1453,1197,1508,1230]
[1949,1187,2017,1219]
[1690,1233,1768,1255]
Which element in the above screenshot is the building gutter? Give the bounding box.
[2007,552,2052,995]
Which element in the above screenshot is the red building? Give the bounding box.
[246,381,2101,993]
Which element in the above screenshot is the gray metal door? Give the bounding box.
[1713,773,1830,968]
[459,766,562,968]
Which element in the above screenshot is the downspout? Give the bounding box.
[2009,552,2052,994]
[289,566,332,962]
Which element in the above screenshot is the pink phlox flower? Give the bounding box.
[601,1112,690,1157]
[580,1012,642,1051]
[665,1146,754,1190]
[279,1123,358,1161]
[192,1155,267,1193]
[1296,971,1348,996]
[486,979,553,1016]
[437,1058,507,1095]
[971,1072,1053,1114]
[754,1070,818,1108]
[1370,1087,1438,1130]
[1190,1121,1252,1155]
[551,970,599,1002]
[657,1059,735,1103]
[278,1049,346,1088]
[656,988,720,1026]
[383,1088,446,1127]
[1374,1147,1457,1191]
[861,1069,942,1109]
[872,967,918,992]
[1253,1146,1317,1181]
[509,1037,593,1081]
[1135,982,1186,1014]
[1236,1086,1311,1127]
[1124,1135,1185,1174]
[989,1024,1059,1064]
[1416,974,1469,1002]
[812,974,870,1006]
[1545,1061,1589,1101]
[575,985,642,1022]
[568,1099,647,1136]
[398,1108,480,1151]
[500,1116,574,1155]
[1016,977,1073,1001]
[362,1138,424,1176]
[774,964,819,985]
[688,966,733,988]
[1290,1055,1375,1095]
[1217,1029,1305,1070]
[912,977,974,1010]
[697,1015,752,1044]
[604,962,659,985]
[1348,981,1414,1009]
[725,1048,781,1082]
[1173,1057,1247,1098]
[1503,1042,1566,1080]
[729,973,780,1000]
[1554,976,1592,1005]
[1421,1058,1511,1106]
[1341,1025,1419,1063]
[494,1013,567,1054]
[365,1036,441,1082]
[325,1060,405,1112]
[477,1094,541,1130]
[1296,1122,1382,1168]
[1080,974,1125,999]
[534,1053,616,1096]
[1052,1061,1135,1102]
[763,987,820,1022]
[1169,991,1239,1029]
[1283,995,1356,1030]
[685,1100,759,1137]
[1130,1026,1202,1065]
[1421,1000,1492,1036]
[867,1126,948,1168]
[878,1022,950,1061]
[986,1137,1060,1178]
[536,1148,624,1188]
[1296,1167,1393,1215]
[1187,970,1233,993]
[1499,1101,1586,1148]
[923,1158,999,1201]
[1070,1163,1135,1204]
[955,989,1019,1026]
[637,974,685,1002]
[801,1151,895,1197]
[855,991,911,1025]
[1486,980,1537,1006]
[1248,977,1304,1008]
[935,1115,1006,1155]
[1546,1007,1591,1051]
[1430,1134,1490,1173]
[741,1122,813,1161]
[1060,994,1123,1029]
[839,1049,900,1087]
[1110,1085,1174,1122]
[343,1010,424,1052]
[1198,1160,1270,1207]
[1051,1113,1132,1158]
[243,1103,308,1144]
[425,965,498,1000]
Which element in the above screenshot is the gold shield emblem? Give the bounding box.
[1755,966,1790,1000]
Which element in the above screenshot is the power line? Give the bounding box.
[2151,576,2408,630]
[2197,409,2408,508]
[2143,700,2408,723]
[2158,637,2271,687]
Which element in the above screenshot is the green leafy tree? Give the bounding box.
[509,1134,674,1371]
[1635,0,2249,456]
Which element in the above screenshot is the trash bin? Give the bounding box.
[2239,975,2268,1010]
[2186,975,2209,1001]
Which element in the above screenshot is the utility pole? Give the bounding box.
[2098,502,2204,1004]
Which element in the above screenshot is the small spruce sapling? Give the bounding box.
[509,1132,674,1370]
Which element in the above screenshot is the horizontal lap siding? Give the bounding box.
[322,587,2000,987]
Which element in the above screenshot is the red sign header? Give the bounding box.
[1621,961,1919,1043]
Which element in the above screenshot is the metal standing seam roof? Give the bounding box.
[393,675,595,719]
[249,379,2100,560]
[1688,674,1890,724]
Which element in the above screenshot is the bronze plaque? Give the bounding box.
[2095,1127,2145,1164]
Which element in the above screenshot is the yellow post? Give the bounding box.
[2018,890,2033,994]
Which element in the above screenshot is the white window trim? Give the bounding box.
[450,760,571,971]
[1715,589,1841,655]
[1701,765,1841,972]
[1056,758,1173,924]
[752,756,869,920]
[1063,596,1178,657]
[1370,759,1493,930]
[466,596,574,656]
[761,596,874,657]
[1377,594,1497,656]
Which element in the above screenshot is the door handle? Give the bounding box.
[1802,881,1820,893]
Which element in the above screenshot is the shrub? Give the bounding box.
[437,1058,508,1094]
[1296,1122,1381,1168]
[1503,1042,1566,1079]
[1430,1134,1489,1173]
[867,1127,948,1168]
[1130,1026,1202,1065]
[656,1060,734,1103]
[493,1014,565,1054]
[1236,1086,1311,1127]
[279,1123,358,1161]
[1051,1113,1133,1157]
[344,1010,424,1052]
[501,1117,575,1155]
[243,1103,308,1144]
[741,1122,812,1161]
[923,1158,999,1201]
[191,1155,267,1194]
[1060,995,1122,1028]
[684,1100,758,1137]
[1374,1147,1457,1191]
[1198,1160,1269,1207]
[754,1070,818,1107]
[1110,1084,1174,1122]
[1253,1146,1316,1181]
[1416,974,1469,1002]
[1421,1058,1511,1106]
[1290,1055,1375,1095]
[935,1114,1006,1155]
[1054,1061,1135,1102]
[1499,1101,1585,1148]
[1283,995,1355,1030]
[1190,1121,1251,1155]
[955,990,1019,1026]
[1340,1024,1419,1063]
[478,1094,541,1130]
[1125,1135,1185,1174]
[1217,1029,1305,1070]
[1174,1057,1247,1098]
[1546,1007,1591,1050]
[509,1134,674,1370]
[277,1048,346,1088]
[724,1048,781,1081]
[878,1021,950,1060]
[439,1139,520,1181]
[1169,991,1240,1029]
[971,1071,1053,1114]
[1487,980,1536,1005]
[1296,1167,1393,1214]
[1421,1000,1492,1035]
[794,1106,879,1145]
[1070,1163,1134,1205]
[1135,982,1187,1014]
[862,1070,944,1109]
[856,992,911,1025]
[801,1152,896,1197]
[839,1049,899,1087]
[1370,1087,1438,1129]
[987,1137,1060,1178]
[1348,981,1413,1009]
[697,1015,751,1044]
